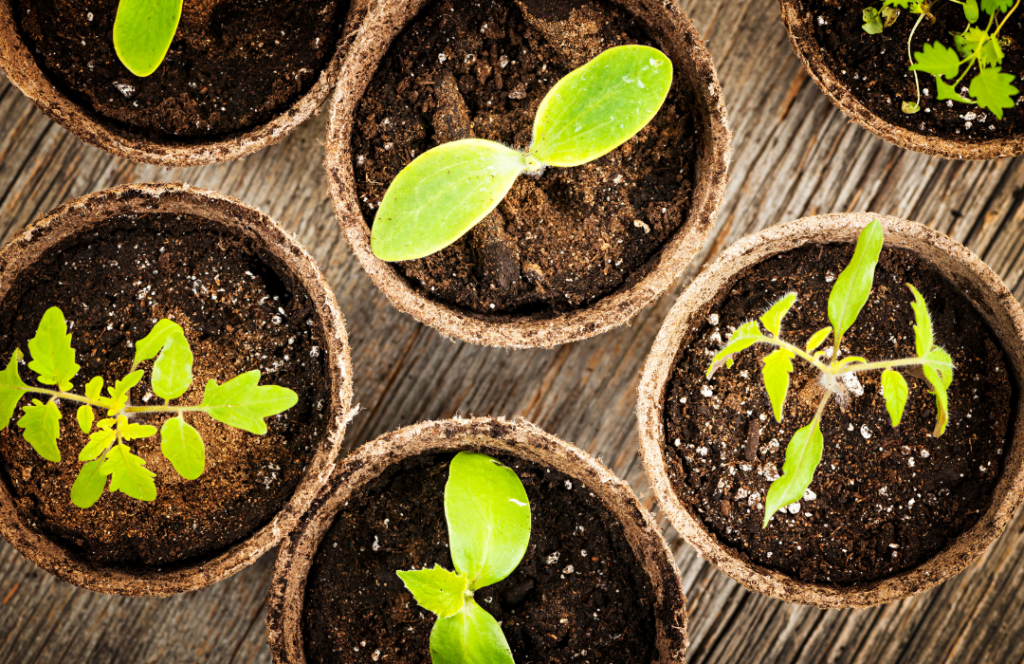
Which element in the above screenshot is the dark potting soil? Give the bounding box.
[663,243,1014,586]
[14,0,348,139]
[0,214,331,568]
[352,0,698,316]
[303,451,660,664]
[802,0,1024,140]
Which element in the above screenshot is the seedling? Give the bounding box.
[397,452,531,664]
[861,0,1020,118]
[0,307,298,508]
[113,0,184,77]
[370,44,673,262]
[706,220,954,527]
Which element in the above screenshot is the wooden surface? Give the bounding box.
[3,0,1024,662]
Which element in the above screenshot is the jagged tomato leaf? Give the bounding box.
[200,370,298,435]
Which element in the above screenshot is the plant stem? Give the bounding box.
[995,0,1022,36]
[834,356,930,375]
[123,405,208,415]
[757,336,832,374]
[907,12,927,111]
[13,385,106,408]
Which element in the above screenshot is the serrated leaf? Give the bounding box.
[76,405,94,434]
[446,452,531,590]
[805,327,832,353]
[828,219,883,347]
[708,320,765,378]
[881,5,900,25]
[107,370,145,413]
[71,458,109,509]
[371,140,531,262]
[531,45,672,167]
[922,365,950,437]
[120,422,157,441]
[936,78,974,104]
[981,0,1014,13]
[910,42,962,80]
[113,0,184,77]
[763,418,824,527]
[881,369,909,427]
[0,349,27,431]
[759,292,798,338]
[27,307,80,391]
[862,7,884,34]
[160,417,205,480]
[18,399,61,463]
[133,319,184,368]
[199,371,298,435]
[970,67,1018,119]
[396,564,469,619]
[102,444,156,501]
[79,429,116,462]
[907,284,934,356]
[152,331,193,400]
[762,349,795,423]
[429,599,515,664]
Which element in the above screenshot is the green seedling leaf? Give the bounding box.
[881,5,900,25]
[924,346,954,389]
[76,405,94,434]
[907,284,934,356]
[371,139,531,262]
[445,451,531,590]
[884,0,912,8]
[27,307,80,391]
[107,370,145,413]
[397,564,469,619]
[133,319,184,368]
[0,349,27,431]
[160,417,205,480]
[764,418,824,527]
[708,320,764,378]
[71,458,109,509]
[982,0,1014,13]
[18,399,61,463]
[531,45,672,167]
[936,79,974,104]
[151,331,193,400]
[102,443,156,501]
[922,365,950,437]
[970,67,1018,119]
[762,348,795,423]
[805,327,832,353]
[113,0,184,78]
[430,599,515,664]
[121,422,157,441]
[79,429,116,462]
[902,100,922,114]
[881,369,909,427]
[965,0,980,23]
[910,42,961,79]
[828,219,883,347]
[862,7,884,33]
[200,370,298,435]
[760,292,798,338]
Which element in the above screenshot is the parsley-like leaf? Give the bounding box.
[759,292,798,338]
[200,371,298,435]
[27,307,80,391]
[18,398,61,462]
[970,67,1018,119]
[910,42,962,80]
[102,443,156,501]
[762,348,795,423]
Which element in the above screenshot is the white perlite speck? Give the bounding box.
[839,372,864,397]
[803,488,816,501]
[860,424,872,439]
[546,552,560,565]
[708,313,720,326]
[787,502,801,514]
[701,385,714,397]
[563,565,575,574]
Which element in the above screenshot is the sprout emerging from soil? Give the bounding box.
[707,220,954,527]
[861,0,1019,118]
[0,307,298,508]
[370,45,673,262]
[114,0,184,77]
[397,452,531,664]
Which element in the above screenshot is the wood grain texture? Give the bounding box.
[2,0,1024,661]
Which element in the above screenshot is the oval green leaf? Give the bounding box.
[828,219,883,348]
[113,0,184,78]
[133,319,184,368]
[445,452,531,590]
[429,599,515,664]
[762,348,795,423]
[152,331,193,400]
[160,417,205,480]
[881,369,909,427]
[371,139,530,262]
[530,45,673,167]
[0,349,27,431]
[71,458,110,509]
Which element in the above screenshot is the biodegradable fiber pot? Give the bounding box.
[267,417,687,663]
[779,0,1024,160]
[0,0,369,167]
[637,213,1024,609]
[325,0,730,348]
[0,183,353,596]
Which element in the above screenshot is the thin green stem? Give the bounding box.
[811,390,831,425]
[13,385,106,408]
[907,12,927,111]
[124,405,208,415]
[995,0,1022,36]
[757,336,831,374]
[835,356,929,375]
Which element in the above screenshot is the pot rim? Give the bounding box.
[637,213,1024,609]
[0,182,354,596]
[778,0,1024,160]
[0,0,369,167]
[324,0,731,348]
[266,416,688,663]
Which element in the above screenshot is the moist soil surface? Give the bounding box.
[0,214,331,568]
[802,0,1024,140]
[663,243,1014,586]
[303,451,659,664]
[353,0,698,316]
[14,0,348,139]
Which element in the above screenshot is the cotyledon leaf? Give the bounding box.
[371,139,533,262]
[113,0,184,78]
[759,292,798,338]
[429,599,515,664]
[530,45,673,167]
[828,219,883,347]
